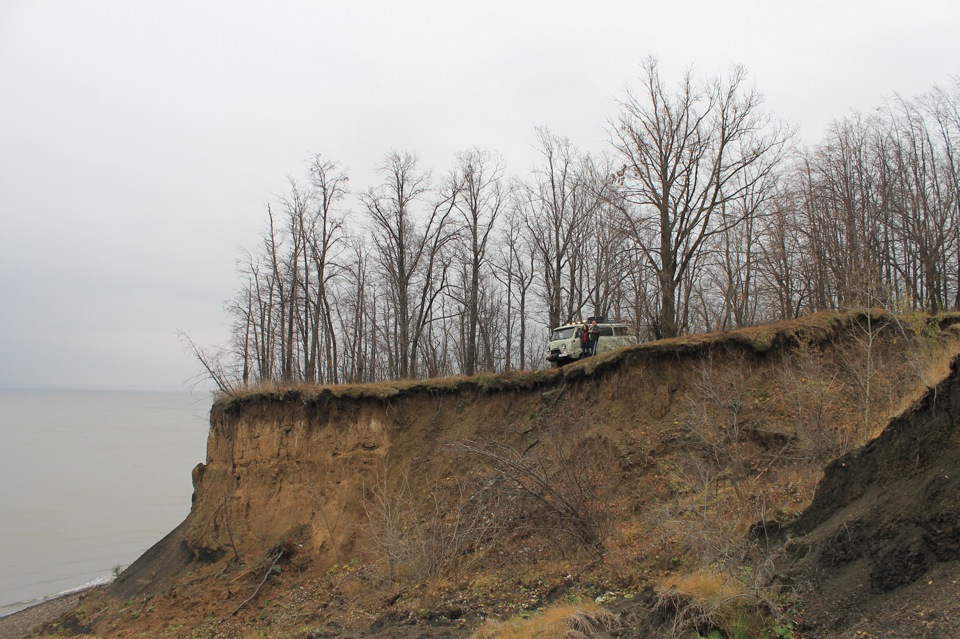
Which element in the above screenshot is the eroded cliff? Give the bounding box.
[80,311,960,639]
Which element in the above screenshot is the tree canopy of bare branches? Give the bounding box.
[184,73,960,392]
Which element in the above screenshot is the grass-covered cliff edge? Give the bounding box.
[31,311,960,639]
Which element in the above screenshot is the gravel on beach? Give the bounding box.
[0,586,106,639]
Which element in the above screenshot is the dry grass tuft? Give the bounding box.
[472,602,618,639]
[660,570,744,605]
[656,570,781,639]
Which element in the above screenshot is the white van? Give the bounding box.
[545,319,637,367]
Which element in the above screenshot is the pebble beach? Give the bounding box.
[0,585,106,639]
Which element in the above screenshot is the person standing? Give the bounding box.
[587,320,601,356]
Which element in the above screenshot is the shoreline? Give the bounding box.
[0,585,107,639]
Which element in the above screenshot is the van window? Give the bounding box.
[551,327,577,340]
[598,326,614,336]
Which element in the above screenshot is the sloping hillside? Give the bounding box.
[775,351,960,637]
[24,311,960,639]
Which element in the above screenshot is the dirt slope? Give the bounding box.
[20,311,960,639]
[777,354,960,637]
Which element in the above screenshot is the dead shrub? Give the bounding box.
[779,343,851,462]
[362,460,506,583]
[680,352,754,500]
[835,314,897,444]
[451,419,611,557]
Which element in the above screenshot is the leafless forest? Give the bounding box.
[191,60,960,392]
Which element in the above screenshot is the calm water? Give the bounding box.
[0,388,210,616]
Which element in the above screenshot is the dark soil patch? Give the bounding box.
[780,356,960,637]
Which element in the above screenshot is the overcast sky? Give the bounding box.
[1,0,957,390]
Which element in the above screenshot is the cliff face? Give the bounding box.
[193,398,393,562]
[192,387,564,560]
[100,312,960,639]
[184,350,745,575]
[116,382,556,601]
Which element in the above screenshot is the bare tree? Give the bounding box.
[884,95,957,312]
[786,84,960,317]
[610,57,790,338]
[519,129,598,328]
[303,155,348,383]
[493,207,536,371]
[450,147,507,375]
[332,238,373,382]
[363,151,458,378]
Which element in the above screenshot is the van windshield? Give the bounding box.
[551,327,578,341]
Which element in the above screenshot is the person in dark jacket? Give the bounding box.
[587,320,601,356]
[579,323,590,357]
